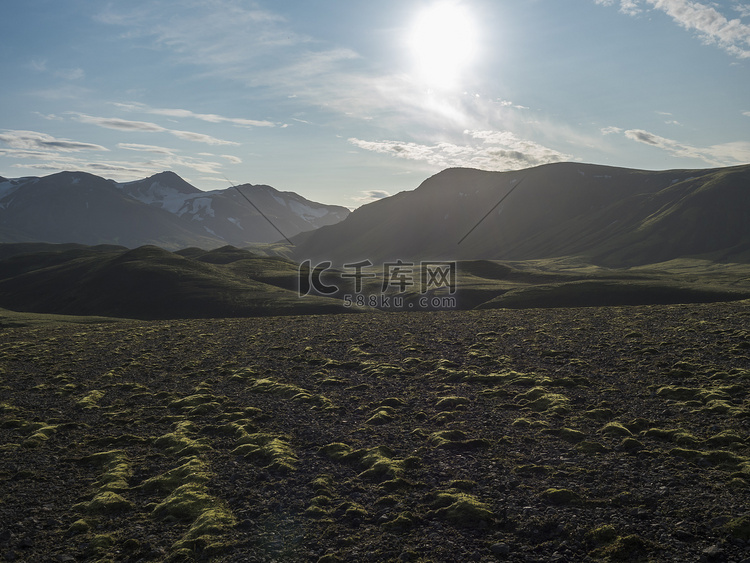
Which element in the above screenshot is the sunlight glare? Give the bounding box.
[408,1,478,90]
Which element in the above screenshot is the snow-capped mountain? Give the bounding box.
[0,171,349,249]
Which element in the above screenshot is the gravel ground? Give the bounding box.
[1,302,750,562]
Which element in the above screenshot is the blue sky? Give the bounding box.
[2,0,749,207]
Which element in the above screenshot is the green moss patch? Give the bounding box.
[600,422,633,437]
[435,396,470,410]
[428,429,491,450]
[382,511,419,532]
[428,490,493,528]
[78,491,133,514]
[589,534,660,561]
[171,504,236,553]
[725,516,750,541]
[152,483,215,521]
[357,446,404,481]
[249,377,333,409]
[577,440,608,454]
[233,432,297,472]
[541,488,583,506]
[140,456,210,492]
[21,422,58,447]
[365,407,395,425]
[586,524,618,546]
[516,387,570,414]
[76,389,105,409]
[319,442,353,461]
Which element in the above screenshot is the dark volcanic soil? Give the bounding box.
[1,303,750,562]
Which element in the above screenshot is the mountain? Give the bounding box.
[291,162,750,267]
[0,171,349,249]
[0,243,350,319]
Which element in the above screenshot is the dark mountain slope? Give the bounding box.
[292,162,750,267]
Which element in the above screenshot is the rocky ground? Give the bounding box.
[1,302,750,562]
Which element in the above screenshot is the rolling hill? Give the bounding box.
[0,243,350,319]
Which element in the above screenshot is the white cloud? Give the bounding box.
[33,112,63,121]
[649,0,750,57]
[594,0,642,15]
[743,110,750,117]
[69,113,239,146]
[117,143,177,155]
[167,130,237,146]
[598,0,750,58]
[113,102,275,128]
[71,113,166,132]
[601,126,624,135]
[349,130,570,171]
[0,130,108,152]
[220,154,242,164]
[624,128,750,164]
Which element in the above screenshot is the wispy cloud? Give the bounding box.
[624,128,750,164]
[649,0,750,58]
[349,130,571,171]
[113,102,275,128]
[69,113,239,146]
[597,0,750,58]
[594,0,642,15]
[169,130,239,146]
[0,130,108,152]
[0,129,234,181]
[72,114,165,132]
[33,112,63,121]
[117,143,177,155]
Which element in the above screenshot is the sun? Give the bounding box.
[408,1,478,90]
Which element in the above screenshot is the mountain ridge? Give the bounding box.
[292,162,750,267]
[0,171,349,249]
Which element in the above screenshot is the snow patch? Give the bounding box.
[186,197,215,218]
[227,217,244,230]
[272,193,287,206]
[289,200,329,222]
[204,226,223,239]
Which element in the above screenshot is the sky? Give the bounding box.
[2,0,749,208]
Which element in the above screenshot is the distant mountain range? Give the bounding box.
[0,171,349,249]
[292,162,750,267]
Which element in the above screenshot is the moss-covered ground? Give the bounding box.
[1,301,749,561]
